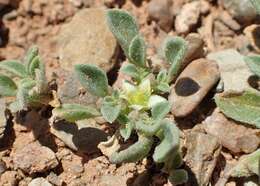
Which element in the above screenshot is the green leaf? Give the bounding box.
[129,35,146,67]
[120,63,139,80]
[215,91,260,128]
[119,121,134,141]
[153,119,180,163]
[75,64,108,97]
[157,69,168,82]
[156,82,170,93]
[230,149,260,177]
[34,61,48,94]
[52,104,100,123]
[169,169,188,185]
[151,101,171,120]
[135,120,161,136]
[162,36,187,82]
[250,0,260,13]
[101,97,121,123]
[25,45,39,71]
[110,135,153,164]
[106,9,139,55]
[28,56,41,77]
[0,60,27,78]
[244,55,260,77]
[0,75,17,96]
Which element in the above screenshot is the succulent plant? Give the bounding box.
[52,9,188,185]
[0,46,50,112]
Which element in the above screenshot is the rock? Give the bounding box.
[169,58,220,117]
[175,1,201,34]
[57,8,118,72]
[147,0,173,32]
[207,49,253,93]
[55,69,99,106]
[0,161,6,175]
[219,0,257,24]
[184,131,221,186]
[0,171,20,186]
[47,172,63,186]
[204,110,260,154]
[244,24,260,53]
[50,118,108,154]
[29,178,52,186]
[182,33,205,70]
[0,0,10,10]
[12,142,58,174]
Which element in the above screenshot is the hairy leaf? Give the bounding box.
[52,104,100,122]
[101,98,121,123]
[129,35,146,67]
[215,91,260,128]
[151,101,171,120]
[25,45,39,72]
[0,75,17,96]
[135,120,161,136]
[106,9,139,55]
[230,149,260,177]
[110,135,153,164]
[169,169,188,185]
[244,55,260,77]
[119,121,134,141]
[0,60,27,78]
[28,56,41,77]
[153,119,180,163]
[35,61,48,94]
[75,64,108,97]
[120,63,139,80]
[162,36,187,82]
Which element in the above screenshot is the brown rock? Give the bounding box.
[0,171,20,186]
[147,0,173,32]
[58,8,118,72]
[12,142,58,174]
[175,1,200,34]
[169,58,220,117]
[244,24,260,53]
[182,33,205,70]
[184,131,221,186]
[204,110,260,154]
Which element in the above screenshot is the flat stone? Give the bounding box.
[57,8,118,72]
[12,142,58,174]
[50,118,108,154]
[207,49,254,93]
[204,110,260,154]
[29,178,52,186]
[169,58,220,117]
[184,131,221,186]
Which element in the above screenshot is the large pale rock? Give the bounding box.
[184,131,221,186]
[169,58,220,117]
[50,118,108,154]
[12,142,58,174]
[207,49,254,93]
[58,8,118,72]
[204,110,260,154]
[29,178,52,186]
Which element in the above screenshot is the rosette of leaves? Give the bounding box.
[0,46,49,112]
[52,9,188,185]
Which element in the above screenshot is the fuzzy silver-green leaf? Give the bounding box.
[52,104,100,123]
[0,75,17,96]
[162,36,187,82]
[151,101,171,120]
[129,35,146,67]
[215,91,260,128]
[0,60,27,78]
[169,169,188,185]
[75,64,108,97]
[106,9,139,56]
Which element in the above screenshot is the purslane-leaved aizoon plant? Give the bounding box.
[0,46,50,112]
[52,9,188,184]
